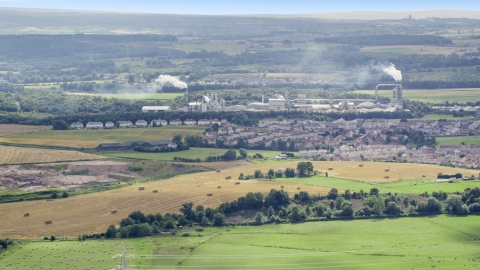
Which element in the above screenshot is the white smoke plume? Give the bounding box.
[155,75,188,89]
[383,64,402,82]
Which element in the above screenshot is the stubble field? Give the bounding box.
[0,161,476,238]
[0,145,102,165]
[0,124,52,136]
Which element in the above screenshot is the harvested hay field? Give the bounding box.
[0,138,100,148]
[310,161,477,182]
[0,168,330,238]
[0,124,52,136]
[0,145,103,165]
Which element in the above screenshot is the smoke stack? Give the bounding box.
[186,88,189,107]
[262,94,264,103]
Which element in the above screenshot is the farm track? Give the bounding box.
[0,161,476,238]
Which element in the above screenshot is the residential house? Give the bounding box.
[86,122,104,129]
[69,122,84,129]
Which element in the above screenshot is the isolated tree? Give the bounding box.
[179,202,196,221]
[267,169,275,178]
[386,202,403,216]
[50,236,56,241]
[285,168,296,178]
[275,170,283,178]
[62,191,68,198]
[172,134,183,144]
[370,188,380,196]
[254,170,262,178]
[222,149,237,160]
[239,148,248,159]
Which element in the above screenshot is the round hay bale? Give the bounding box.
[384,176,390,179]
[225,176,232,180]
[385,169,390,172]
[152,190,158,193]
[235,182,240,185]
[138,187,145,191]
[24,213,30,217]
[45,220,52,225]
[328,168,333,170]
[207,193,213,197]
[216,169,221,173]
[358,164,363,167]
[280,185,284,188]
[110,210,117,214]
[297,187,301,190]
[217,186,221,189]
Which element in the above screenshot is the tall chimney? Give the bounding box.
[262,94,264,103]
[185,88,189,107]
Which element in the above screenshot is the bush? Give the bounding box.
[468,203,480,213]
[182,232,191,237]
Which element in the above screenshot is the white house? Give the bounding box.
[69,122,84,129]
[212,119,221,125]
[86,122,104,129]
[184,119,197,125]
[141,106,172,112]
[105,121,115,129]
[170,119,182,126]
[198,119,211,126]
[151,119,168,127]
[135,120,148,127]
[221,119,229,124]
[118,121,133,128]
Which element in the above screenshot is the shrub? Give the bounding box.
[182,232,191,237]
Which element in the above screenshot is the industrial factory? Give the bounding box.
[149,84,404,113]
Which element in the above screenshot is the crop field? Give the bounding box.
[0,124,52,136]
[354,88,480,104]
[0,145,102,165]
[67,92,183,100]
[0,161,475,238]
[0,166,330,238]
[436,136,480,147]
[105,148,284,161]
[0,126,204,148]
[2,216,479,269]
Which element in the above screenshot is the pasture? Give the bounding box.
[67,92,183,100]
[105,148,284,161]
[0,124,52,136]
[0,145,102,165]
[1,216,479,269]
[354,88,480,104]
[420,114,472,120]
[436,136,480,147]
[360,44,458,55]
[0,161,476,238]
[1,126,205,148]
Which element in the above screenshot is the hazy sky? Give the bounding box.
[0,0,479,14]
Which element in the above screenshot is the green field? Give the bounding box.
[354,88,480,104]
[105,148,285,161]
[67,92,183,100]
[2,215,479,269]
[420,114,472,120]
[273,175,480,195]
[436,136,480,147]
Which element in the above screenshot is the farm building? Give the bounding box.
[140,140,177,149]
[86,122,104,129]
[151,119,168,127]
[135,120,148,127]
[69,122,84,129]
[184,119,197,125]
[104,121,115,128]
[118,121,133,128]
[170,119,182,126]
[142,106,172,113]
[96,141,145,151]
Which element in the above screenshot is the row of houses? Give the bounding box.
[69,118,228,129]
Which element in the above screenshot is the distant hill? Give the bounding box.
[249,9,480,20]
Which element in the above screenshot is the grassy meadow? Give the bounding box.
[355,88,480,104]
[0,126,205,148]
[275,175,480,195]
[105,148,285,161]
[436,136,480,147]
[1,215,479,269]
